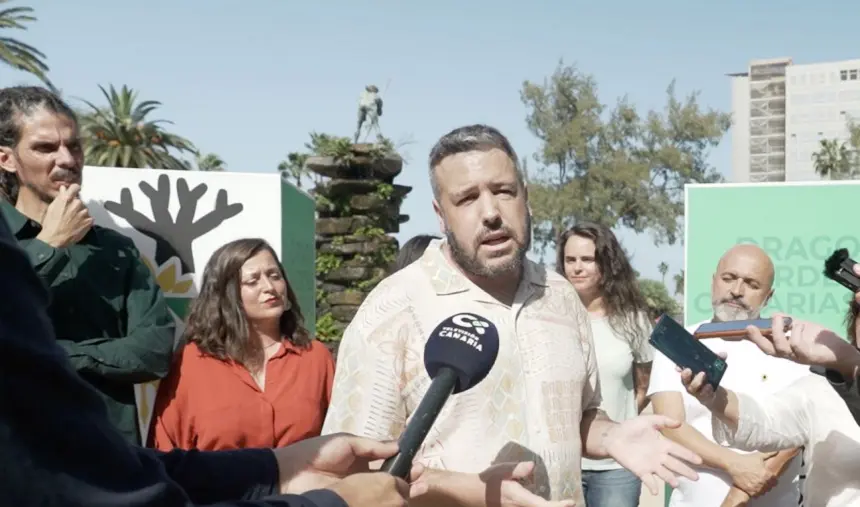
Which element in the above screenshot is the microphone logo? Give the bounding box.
[451,314,491,335]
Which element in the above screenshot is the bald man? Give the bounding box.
[647,244,811,507]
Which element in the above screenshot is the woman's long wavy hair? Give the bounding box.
[846,300,860,346]
[556,223,651,345]
[183,238,311,371]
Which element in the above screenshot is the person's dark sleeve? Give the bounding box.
[148,447,280,501]
[0,211,346,507]
[20,236,73,285]
[146,447,347,507]
[56,239,175,383]
[811,365,860,425]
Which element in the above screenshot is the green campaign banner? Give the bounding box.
[280,178,317,335]
[684,181,860,333]
[81,166,316,444]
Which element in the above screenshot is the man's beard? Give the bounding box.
[445,214,531,278]
[16,153,81,205]
[21,178,56,204]
[712,298,759,322]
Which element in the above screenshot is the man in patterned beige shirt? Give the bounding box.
[322,124,701,507]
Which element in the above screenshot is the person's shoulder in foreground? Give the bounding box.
[0,211,345,507]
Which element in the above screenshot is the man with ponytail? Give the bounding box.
[0,85,174,445]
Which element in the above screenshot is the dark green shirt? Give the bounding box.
[1,200,175,444]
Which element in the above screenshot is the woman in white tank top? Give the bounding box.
[557,223,656,507]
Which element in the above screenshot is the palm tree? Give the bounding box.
[658,262,669,285]
[0,1,53,89]
[195,152,226,171]
[673,270,684,297]
[278,152,309,188]
[79,84,197,170]
[812,139,853,180]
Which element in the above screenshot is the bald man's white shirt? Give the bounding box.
[647,322,809,507]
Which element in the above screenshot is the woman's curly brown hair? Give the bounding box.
[556,222,652,347]
[846,299,860,346]
[183,238,312,371]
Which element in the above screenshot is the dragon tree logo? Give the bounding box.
[105,174,244,295]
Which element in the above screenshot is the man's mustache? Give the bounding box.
[50,168,81,181]
[719,298,750,310]
[476,226,514,244]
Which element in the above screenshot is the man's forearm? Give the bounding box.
[721,487,750,507]
[580,408,618,459]
[151,447,280,503]
[706,387,741,433]
[717,448,797,506]
[765,448,800,477]
[659,422,742,472]
[57,333,173,383]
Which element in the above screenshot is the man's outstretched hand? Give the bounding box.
[410,461,577,507]
[478,462,575,507]
[605,415,702,495]
[274,433,424,496]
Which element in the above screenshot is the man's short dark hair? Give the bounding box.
[427,124,523,198]
[0,86,78,202]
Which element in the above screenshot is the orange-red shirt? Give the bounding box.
[149,340,334,451]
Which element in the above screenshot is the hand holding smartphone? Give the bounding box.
[649,314,727,389]
[692,317,793,341]
[824,248,860,293]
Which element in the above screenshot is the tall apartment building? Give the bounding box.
[730,57,860,182]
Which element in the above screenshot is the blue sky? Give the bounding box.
[6,0,860,285]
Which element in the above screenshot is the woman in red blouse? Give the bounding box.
[149,238,335,451]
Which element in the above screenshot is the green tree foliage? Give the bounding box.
[278,152,310,188]
[812,130,860,180]
[638,278,681,320]
[520,61,731,255]
[278,132,404,188]
[658,261,669,284]
[194,152,227,171]
[0,1,53,89]
[79,85,197,170]
[673,269,685,296]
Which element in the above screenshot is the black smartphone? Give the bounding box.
[693,317,792,340]
[650,314,728,389]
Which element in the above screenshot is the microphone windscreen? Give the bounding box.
[423,313,500,394]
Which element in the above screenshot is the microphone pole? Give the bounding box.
[379,368,458,478]
[376,312,500,480]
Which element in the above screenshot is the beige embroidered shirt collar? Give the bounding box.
[419,239,548,303]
